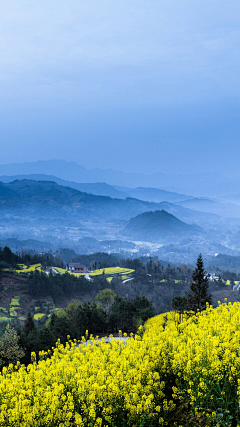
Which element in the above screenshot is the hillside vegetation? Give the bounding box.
[1,302,240,426]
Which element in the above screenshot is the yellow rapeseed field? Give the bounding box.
[15,264,41,274]
[1,302,240,426]
[70,267,135,277]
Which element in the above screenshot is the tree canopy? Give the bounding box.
[186,253,212,313]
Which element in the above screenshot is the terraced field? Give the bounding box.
[15,264,135,279]
[0,289,60,325]
[0,295,27,324]
[16,263,42,274]
[0,265,135,326]
[69,266,134,277]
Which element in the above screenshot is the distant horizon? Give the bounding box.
[0,158,236,179]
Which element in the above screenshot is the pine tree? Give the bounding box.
[24,311,36,336]
[186,254,212,313]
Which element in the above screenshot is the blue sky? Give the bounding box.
[1,0,240,175]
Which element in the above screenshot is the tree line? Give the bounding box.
[16,293,154,365]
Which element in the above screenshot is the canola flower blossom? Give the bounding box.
[1,302,240,425]
[0,333,174,426]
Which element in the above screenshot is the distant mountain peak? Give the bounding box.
[123,210,202,243]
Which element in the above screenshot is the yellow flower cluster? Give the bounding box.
[2,302,240,426]
[0,331,174,426]
[146,302,240,424]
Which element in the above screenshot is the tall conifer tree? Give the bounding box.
[186,253,212,313]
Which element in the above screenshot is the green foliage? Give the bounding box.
[109,295,155,333]
[9,308,17,317]
[0,245,64,271]
[18,294,155,363]
[96,288,117,314]
[27,270,89,302]
[186,254,212,313]
[172,254,212,314]
[0,324,25,367]
[0,246,19,265]
[0,316,11,323]
[172,296,188,314]
[24,312,35,336]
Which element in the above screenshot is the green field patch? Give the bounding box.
[0,307,7,313]
[49,308,60,314]
[0,316,11,323]
[51,267,67,274]
[9,296,21,307]
[18,317,26,321]
[17,264,28,269]
[15,264,42,274]
[226,280,231,285]
[9,308,17,317]
[106,277,113,283]
[34,313,46,321]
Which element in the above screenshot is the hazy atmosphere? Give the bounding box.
[2,3,240,425]
[1,0,240,175]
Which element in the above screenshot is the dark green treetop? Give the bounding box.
[186,253,212,313]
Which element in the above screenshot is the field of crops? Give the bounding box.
[1,302,240,426]
[69,267,135,278]
[15,264,41,274]
[51,267,67,274]
[0,295,26,324]
[0,295,59,325]
[14,264,135,280]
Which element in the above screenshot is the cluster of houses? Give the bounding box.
[68,263,88,273]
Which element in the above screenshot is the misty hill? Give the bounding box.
[218,193,240,206]
[0,179,221,228]
[3,174,240,220]
[113,185,193,203]
[0,160,235,196]
[0,174,128,199]
[176,198,240,218]
[0,174,193,202]
[206,254,240,269]
[0,236,136,258]
[122,210,203,242]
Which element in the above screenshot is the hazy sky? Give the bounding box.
[1,1,240,175]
